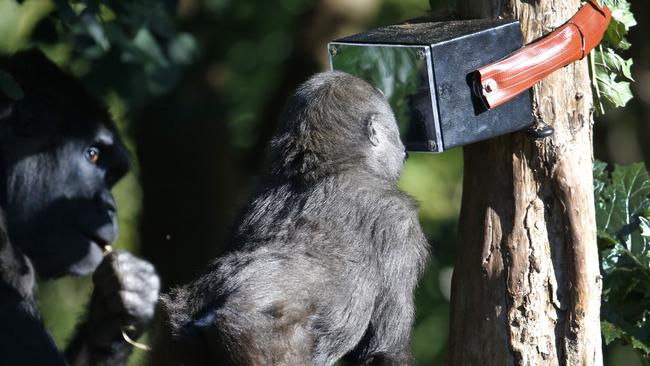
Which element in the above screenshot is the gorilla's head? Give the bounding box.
[271,71,406,184]
[0,50,129,279]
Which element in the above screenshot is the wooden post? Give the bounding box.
[448,1,603,365]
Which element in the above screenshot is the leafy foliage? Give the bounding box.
[1,0,196,108]
[595,161,650,362]
[592,0,636,114]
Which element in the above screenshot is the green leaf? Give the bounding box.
[591,0,636,114]
[611,7,637,30]
[598,163,650,238]
[596,73,633,110]
[607,4,635,47]
[594,48,634,110]
[0,70,24,100]
[133,27,169,67]
[611,164,650,222]
[640,217,650,237]
[595,161,650,283]
[598,230,618,248]
[168,33,197,65]
[601,316,650,358]
[630,330,650,355]
[594,160,609,197]
[97,4,116,22]
[605,19,631,50]
[602,319,626,345]
[597,48,634,81]
[80,13,109,51]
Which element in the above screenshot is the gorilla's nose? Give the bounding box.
[92,223,118,245]
[87,191,118,244]
[95,191,117,216]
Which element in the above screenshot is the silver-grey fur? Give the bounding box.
[153,71,429,366]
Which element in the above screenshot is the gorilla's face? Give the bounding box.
[3,119,129,279]
[0,50,130,280]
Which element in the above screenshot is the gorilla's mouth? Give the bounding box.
[82,232,111,249]
[81,223,117,251]
[22,232,106,279]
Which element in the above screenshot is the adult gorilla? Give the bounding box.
[0,50,160,366]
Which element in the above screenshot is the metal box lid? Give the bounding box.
[329,19,534,152]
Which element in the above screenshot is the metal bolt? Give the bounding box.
[484,79,497,93]
[428,140,438,151]
[329,45,339,57]
[416,49,426,60]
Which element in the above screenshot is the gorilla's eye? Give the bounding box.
[85,147,101,164]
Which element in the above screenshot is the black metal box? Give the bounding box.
[329,19,533,152]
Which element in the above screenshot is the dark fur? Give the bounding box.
[0,50,159,366]
[154,72,429,365]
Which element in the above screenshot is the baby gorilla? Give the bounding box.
[153,71,429,366]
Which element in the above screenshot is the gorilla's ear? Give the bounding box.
[366,113,380,147]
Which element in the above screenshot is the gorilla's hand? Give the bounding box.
[91,250,160,341]
[65,250,160,365]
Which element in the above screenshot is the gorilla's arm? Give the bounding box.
[0,218,159,366]
[65,251,160,366]
[370,205,428,364]
[0,286,68,366]
[0,214,68,366]
[346,195,429,365]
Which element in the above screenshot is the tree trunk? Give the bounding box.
[630,0,650,167]
[448,1,603,365]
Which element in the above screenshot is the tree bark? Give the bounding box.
[449,1,603,365]
[630,0,650,167]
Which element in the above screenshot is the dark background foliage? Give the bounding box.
[0,0,648,364]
